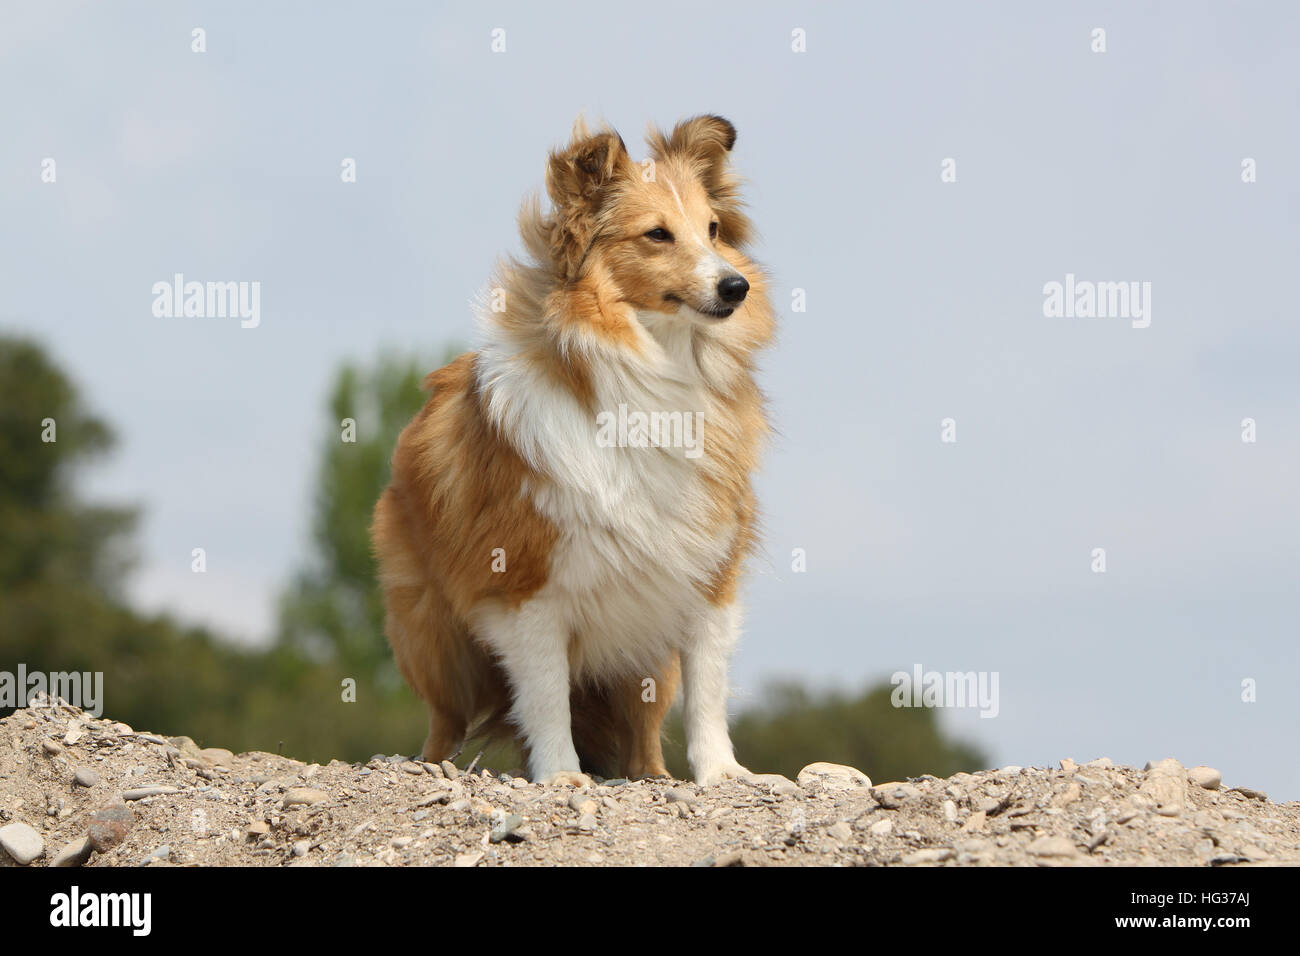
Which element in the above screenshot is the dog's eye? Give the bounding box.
[709,221,719,239]
[644,227,673,242]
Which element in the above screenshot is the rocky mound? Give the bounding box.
[2,699,1297,867]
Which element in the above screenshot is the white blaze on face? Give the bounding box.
[662,174,737,296]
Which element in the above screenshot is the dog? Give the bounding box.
[370,114,773,786]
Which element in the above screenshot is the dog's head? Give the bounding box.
[544,115,754,321]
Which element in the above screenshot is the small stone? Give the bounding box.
[1228,786,1267,801]
[665,787,697,806]
[245,821,270,841]
[390,837,412,849]
[282,787,328,808]
[1027,836,1079,858]
[1060,758,1078,773]
[489,812,525,843]
[997,765,1023,777]
[400,762,424,775]
[568,794,598,815]
[142,845,170,865]
[74,767,99,788]
[827,821,853,842]
[454,851,484,867]
[440,760,460,780]
[293,840,311,857]
[902,848,954,865]
[576,813,597,830]
[1139,758,1187,817]
[0,822,45,865]
[88,803,135,852]
[942,799,958,822]
[122,786,180,801]
[873,782,922,809]
[199,748,235,768]
[63,723,84,747]
[1187,766,1222,790]
[869,818,894,836]
[797,762,872,791]
[771,780,801,798]
[42,739,64,755]
[51,837,94,868]
[962,810,988,833]
[1084,757,1114,769]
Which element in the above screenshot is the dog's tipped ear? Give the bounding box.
[545,126,631,211]
[649,114,736,164]
[649,114,752,247]
[545,123,631,279]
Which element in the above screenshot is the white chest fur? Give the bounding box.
[477,312,739,679]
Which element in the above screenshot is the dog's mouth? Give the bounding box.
[664,294,734,320]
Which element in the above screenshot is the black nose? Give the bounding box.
[717,275,749,304]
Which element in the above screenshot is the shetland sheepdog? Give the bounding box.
[370,115,773,786]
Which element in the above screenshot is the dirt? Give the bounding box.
[2,698,1297,867]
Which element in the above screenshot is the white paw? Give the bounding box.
[539,770,593,788]
[694,762,753,786]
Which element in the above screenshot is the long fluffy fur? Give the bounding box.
[371,114,773,784]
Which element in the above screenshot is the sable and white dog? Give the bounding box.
[371,115,773,786]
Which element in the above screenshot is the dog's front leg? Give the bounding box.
[681,602,751,786]
[475,600,590,787]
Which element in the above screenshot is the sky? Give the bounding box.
[2,1,1297,796]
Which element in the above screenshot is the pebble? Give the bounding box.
[1228,786,1267,801]
[771,780,802,798]
[390,837,412,850]
[88,803,135,851]
[902,848,954,865]
[1060,758,1078,773]
[489,812,525,843]
[962,811,988,833]
[577,813,598,830]
[665,787,697,806]
[0,822,45,865]
[797,762,872,791]
[63,723,84,746]
[282,787,328,808]
[826,821,853,842]
[293,840,311,857]
[141,845,170,865]
[869,818,894,836]
[454,851,484,867]
[42,739,64,756]
[74,767,100,788]
[1187,766,1222,790]
[1027,836,1079,858]
[1139,758,1187,816]
[400,762,424,775]
[51,837,94,868]
[245,821,270,841]
[122,786,180,801]
[873,782,922,809]
[569,794,598,815]
[1084,757,1114,769]
[440,760,460,780]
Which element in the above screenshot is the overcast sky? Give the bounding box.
[3,2,1297,797]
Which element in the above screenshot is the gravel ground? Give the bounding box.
[2,699,1297,867]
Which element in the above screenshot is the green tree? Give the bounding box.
[276,350,459,685]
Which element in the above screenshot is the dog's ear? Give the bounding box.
[649,115,751,247]
[545,123,632,278]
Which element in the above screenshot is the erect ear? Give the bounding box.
[545,122,632,278]
[648,114,751,247]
